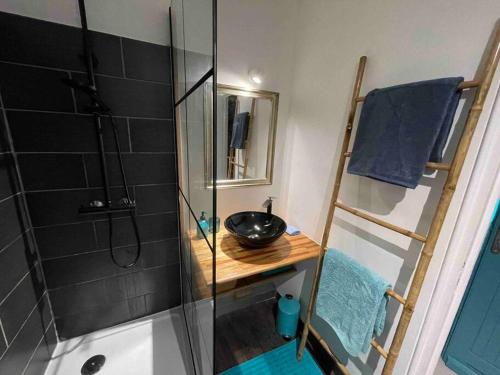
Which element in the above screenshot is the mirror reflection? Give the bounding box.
[207,84,279,188]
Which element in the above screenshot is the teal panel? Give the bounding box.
[443,200,500,375]
[220,340,324,375]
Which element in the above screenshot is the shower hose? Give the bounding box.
[106,113,142,269]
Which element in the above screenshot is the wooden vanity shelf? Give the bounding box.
[190,229,320,298]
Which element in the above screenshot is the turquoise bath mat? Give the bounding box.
[220,339,323,374]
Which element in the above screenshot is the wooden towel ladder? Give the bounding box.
[297,23,500,375]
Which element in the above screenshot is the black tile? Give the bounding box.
[129,118,174,152]
[0,63,74,112]
[22,323,54,375]
[18,154,87,191]
[49,275,129,317]
[0,301,46,375]
[44,323,57,359]
[0,12,123,76]
[38,294,53,334]
[0,194,27,250]
[131,263,180,296]
[46,238,178,315]
[35,222,97,259]
[26,188,104,226]
[42,249,135,289]
[94,216,138,249]
[55,295,147,339]
[139,238,179,268]
[0,153,19,201]
[74,73,172,119]
[90,31,124,77]
[0,115,10,153]
[7,111,130,153]
[0,234,37,303]
[0,11,82,70]
[145,292,176,313]
[0,265,45,342]
[95,212,178,249]
[135,184,177,214]
[85,153,176,187]
[122,38,171,83]
[0,333,6,359]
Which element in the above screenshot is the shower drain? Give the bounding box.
[81,355,106,375]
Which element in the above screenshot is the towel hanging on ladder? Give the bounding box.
[316,249,390,356]
[347,77,463,188]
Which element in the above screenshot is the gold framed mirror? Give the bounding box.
[204,83,279,188]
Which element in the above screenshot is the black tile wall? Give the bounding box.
[7,111,130,153]
[74,73,173,118]
[0,63,74,112]
[0,66,55,375]
[122,37,171,83]
[129,119,175,152]
[84,153,177,187]
[18,154,87,191]
[0,11,122,76]
[0,11,179,342]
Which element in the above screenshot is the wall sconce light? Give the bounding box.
[249,68,263,84]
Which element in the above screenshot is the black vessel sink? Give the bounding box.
[224,211,287,248]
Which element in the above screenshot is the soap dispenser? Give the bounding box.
[197,211,209,239]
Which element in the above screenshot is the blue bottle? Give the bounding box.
[277,294,300,340]
[197,211,209,239]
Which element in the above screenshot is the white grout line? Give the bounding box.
[0,291,47,361]
[0,227,28,256]
[119,37,127,78]
[0,60,172,86]
[0,267,31,307]
[3,108,173,121]
[82,154,89,188]
[20,319,55,375]
[68,71,78,113]
[0,190,21,206]
[0,318,9,348]
[127,117,133,152]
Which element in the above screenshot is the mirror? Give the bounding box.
[205,84,279,188]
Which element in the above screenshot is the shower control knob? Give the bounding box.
[89,200,104,208]
[119,197,136,207]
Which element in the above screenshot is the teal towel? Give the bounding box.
[316,249,390,356]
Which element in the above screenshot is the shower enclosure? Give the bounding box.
[170,0,217,374]
[0,0,216,374]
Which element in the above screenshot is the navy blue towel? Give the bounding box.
[230,112,250,149]
[347,77,463,188]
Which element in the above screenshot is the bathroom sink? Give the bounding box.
[224,211,287,248]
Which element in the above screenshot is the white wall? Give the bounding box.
[216,0,299,221]
[0,0,171,45]
[284,1,500,374]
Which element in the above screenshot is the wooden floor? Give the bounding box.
[215,298,287,373]
[215,297,343,374]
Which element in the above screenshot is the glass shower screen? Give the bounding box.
[170,0,216,374]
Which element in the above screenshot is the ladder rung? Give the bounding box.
[343,152,450,171]
[335,201,427,242]
[371,338,388,359]
[458,79,481,89]
[425,161,451,171]
[386,289,406,305]
[355,79,480,103]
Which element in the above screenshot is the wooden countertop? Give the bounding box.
[190,228,321,288]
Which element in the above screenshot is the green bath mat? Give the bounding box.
[220,339,323,374]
